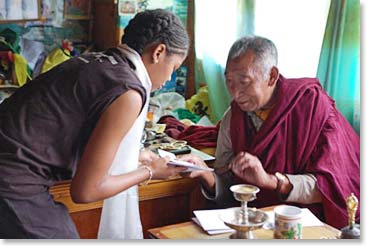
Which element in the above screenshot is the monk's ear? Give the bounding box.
[268,66,279,87]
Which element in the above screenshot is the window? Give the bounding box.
[195,0,237,67]
[255,0,331,77]
[195,0,331,77]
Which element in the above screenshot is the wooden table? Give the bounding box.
[148,207,341,240]
[50,176,210,238]
[50,147,215,238]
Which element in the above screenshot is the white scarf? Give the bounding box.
[98,45,151,239]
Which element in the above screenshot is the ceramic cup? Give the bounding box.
[274,205,303,239]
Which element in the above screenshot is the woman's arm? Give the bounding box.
[70,90,185,203]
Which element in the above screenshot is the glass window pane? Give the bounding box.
[255,0,331,77]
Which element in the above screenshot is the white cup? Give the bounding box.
[274,205,303,239]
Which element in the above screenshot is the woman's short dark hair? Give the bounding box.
[121,9,190,56]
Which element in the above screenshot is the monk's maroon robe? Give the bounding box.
[230,75,360,229]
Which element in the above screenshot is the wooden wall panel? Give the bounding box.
[92,0,118,50]
[184,0,196,99]
[50,177,209,239]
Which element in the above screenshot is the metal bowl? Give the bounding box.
[219,207,268,239]
[230,184,260,202]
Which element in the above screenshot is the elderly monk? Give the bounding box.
[182,36,360,229]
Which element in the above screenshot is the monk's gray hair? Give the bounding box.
[227,36,278,79]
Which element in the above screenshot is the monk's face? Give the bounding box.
[225,51,276,112]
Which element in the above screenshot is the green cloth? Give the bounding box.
[0,25,23,53]
[174,108,201,123]
[0,26,32,85]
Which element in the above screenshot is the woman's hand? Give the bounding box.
[144,156,187,180]
[230,151,275,189]
[139,148,159,165]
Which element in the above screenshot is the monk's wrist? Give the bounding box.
[273,172,293,196]
[267,173,278,190]
[199,172,215,191]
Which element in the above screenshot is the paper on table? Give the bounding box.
[194,207,324,235]
[158,149,214,172]
[265,208,324,227]
[193,209,233,231]
[192,217,234,235]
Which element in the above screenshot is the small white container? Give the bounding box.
[274,205,303,239]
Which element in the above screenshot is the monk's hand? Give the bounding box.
[230,152,274,189]
[177,154,209,178]
[178,154,215,191]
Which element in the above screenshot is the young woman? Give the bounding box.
[0,9,189,239]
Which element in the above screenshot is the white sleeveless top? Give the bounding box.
[98,45,151,239]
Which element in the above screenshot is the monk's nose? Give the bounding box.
[233,88,244,100]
